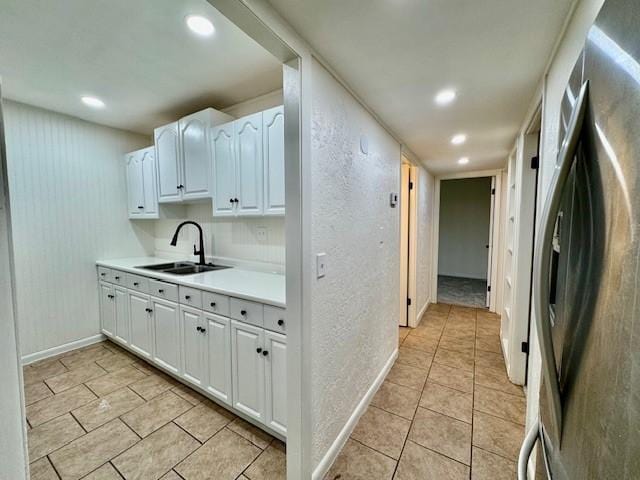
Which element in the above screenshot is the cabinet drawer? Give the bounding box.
[149,279,178,302]
[127,274,149,294]
[179,286,202,309]
[97,266,112,282]
[111,270,126,286]
[230,298,264,327]
[264,305,286,334]
[203,291,230,317]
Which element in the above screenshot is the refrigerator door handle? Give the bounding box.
[533,80,589,444]
[518,420,540,480]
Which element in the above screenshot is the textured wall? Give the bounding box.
[154,202,285,272]
[309,59,400,467]
[4,101,153,356]
[438,177,492,279]
[415,166,435,315]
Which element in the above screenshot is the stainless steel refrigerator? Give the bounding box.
[518,0,640,478]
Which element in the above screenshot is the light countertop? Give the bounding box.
[96,257,285,308]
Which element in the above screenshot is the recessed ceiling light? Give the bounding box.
[451,133,467,145]
[458,157,469,165]
[81,96,105,108]
[186,15,215,36]
[435,89,456,106]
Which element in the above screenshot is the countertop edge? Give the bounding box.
[96,260,286,309]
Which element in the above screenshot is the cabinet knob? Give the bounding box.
[210,302,216,307]
[107,294,114,299]
[177,184,184,189]
[234,198,239,203]
[100,272,106,276]
[158,289,164,293]
[277,319,284,326]
[201,328,207,334]
[185,295,191,300]
[137,205,144,209]
[229,198,234,203]
[145,308,153,313]
[196,326,202,332]
[262,350,269,356]
[133,282,139,286]
[256,347,262,354]
[240,310,247,316]
[114,276,120,280]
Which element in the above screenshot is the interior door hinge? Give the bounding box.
[407,298,412,306]
[521,341,529,354]
[487,285,491,292]
[491,188,495,195]
[531,155,540,169]
[409,181,414,190]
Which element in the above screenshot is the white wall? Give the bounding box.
[4,101,154,358]
[415,165,435,317]
[0,97,28,480]
[309,59,400,470]
[438,177,492,279]
[524,0,605,467]
[154,202,285,272]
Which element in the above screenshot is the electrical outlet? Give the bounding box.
[256,226,267,242]
[316,253,327,278]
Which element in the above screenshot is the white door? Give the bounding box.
[211,122,236,216]
[114,286,130,345]
[264,330,287,435]
[180,306,205,386]
[205,314,232,406]
[486,176,496,308]
[231,320,264,421]
[126,152,144,218]
[140,147,158,218]
[152,298,180,374]
[129,292,152,359]
[263,106,285,215]
[180,111,211,200]
[99,282,115,338]
[154,122,182,202]
[235,113,263,215]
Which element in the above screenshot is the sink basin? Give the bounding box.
[136,261,230,275]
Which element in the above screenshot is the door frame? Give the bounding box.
[431,169,503,312]
[399,158,419,327]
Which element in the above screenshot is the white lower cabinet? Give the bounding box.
[99,282,115,338]
[205,314,232,406]
[114,286,130,345]
[180,306,206,387]
[129,292,153,359]
[264,331,287,436]
[231,320,265,422]
[152,298,180,374]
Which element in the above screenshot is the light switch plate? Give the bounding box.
[316,253,327,278]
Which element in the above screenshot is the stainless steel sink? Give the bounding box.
[136,261,230,275]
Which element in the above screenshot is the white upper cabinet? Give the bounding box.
[235,112,264,215]
[154,122,181,202]
[263,106,285,215]
[211,122,236,216]
[125,146,158,219]
[156,108,233,204]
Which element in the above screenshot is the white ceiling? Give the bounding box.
[0,0,282,135]
[267,0,573,174]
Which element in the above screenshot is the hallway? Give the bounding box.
[326,304,524,480]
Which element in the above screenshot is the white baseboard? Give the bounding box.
[311,347,399,480]
[22,334,106,365]
[416,300,431,326]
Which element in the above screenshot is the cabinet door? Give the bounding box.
[264,331,287,435]
[263,106,285,215]
[211,122,236,216]
[180,111,211,200]
[235,113,263,215]
[205,314,232,406]
[231,320,264,421]
[180,306,205,387]
[129,292,153,359]
[126,152,144,218]
[114,286,130,345]
[152,298,180,374]
[154,122,182,202]
[99,282,115,338]
[140,147,158,218]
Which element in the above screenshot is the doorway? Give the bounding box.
[436,176,495,308]
[399,158,418,327]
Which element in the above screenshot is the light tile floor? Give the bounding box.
[23,341,285,480]
[326,303,525,480]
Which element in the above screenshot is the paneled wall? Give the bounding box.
[4,101,153,358]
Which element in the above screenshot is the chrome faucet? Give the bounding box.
[170,221,206,265]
